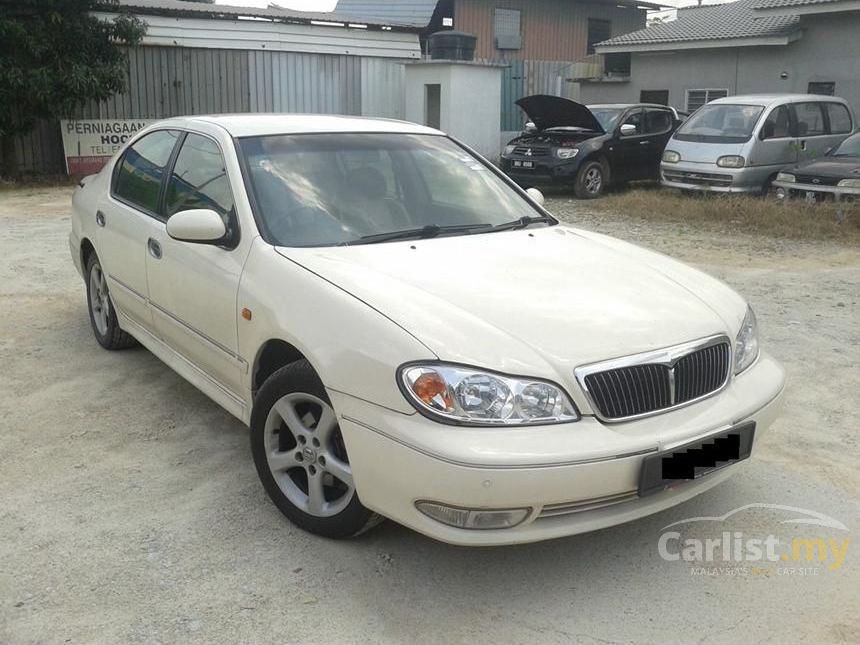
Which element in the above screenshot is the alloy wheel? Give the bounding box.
[263,392,354,517]
[584,167,603,194]
[89,263,110,336]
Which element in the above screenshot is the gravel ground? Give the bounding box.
[1,186,858,644]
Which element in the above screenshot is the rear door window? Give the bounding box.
[113,130,180,214]
[793,102,826,136]
[824,102,852,134]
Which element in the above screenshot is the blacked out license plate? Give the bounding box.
[638,422,756,496]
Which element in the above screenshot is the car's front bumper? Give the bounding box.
[772,180,860,200]
[331,352,785,546]
[661,162,776,193]
[500,156,581,186]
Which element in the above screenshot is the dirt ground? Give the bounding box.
[1,186,858,644]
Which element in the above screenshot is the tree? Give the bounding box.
[0,0,146,175]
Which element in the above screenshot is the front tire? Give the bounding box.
[85,253,137,350]
[250,360,378,538]
[574,160,607,199]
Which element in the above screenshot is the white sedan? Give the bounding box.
[69,115,785,546]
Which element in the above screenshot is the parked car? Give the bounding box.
[661,94,855,194]
[772,131,860,201]
[70,114,784,546]
[500,95,683,198]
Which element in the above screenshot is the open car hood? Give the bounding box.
[515,95,604,133]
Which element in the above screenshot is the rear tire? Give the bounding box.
[574,160,607,199]
[85,252,137,350]
[250,360,380,539]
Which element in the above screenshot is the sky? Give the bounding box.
[215,0,734,13]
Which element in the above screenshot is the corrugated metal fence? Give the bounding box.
[13,46,576,174]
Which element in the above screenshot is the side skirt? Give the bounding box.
[117,311,251,425]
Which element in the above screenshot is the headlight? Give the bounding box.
[717,155,745,168]
[555,147,579,160]
[662,150,681,163]
[734,306,759,375]
[776,172,796,183]
[837,178,860,188]
[503,144,516,156]
[399,363,579,425]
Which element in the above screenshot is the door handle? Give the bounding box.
[800,140,807,151]
[639,141,651,145]
[147,238,162,259]
[95,211,106,227]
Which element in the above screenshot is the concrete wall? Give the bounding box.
[405,62,502,160]
[581,12,860,115]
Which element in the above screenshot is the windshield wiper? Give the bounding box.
[348,223,491,246]
[490,214,554,232]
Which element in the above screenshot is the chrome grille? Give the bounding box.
[579,338,731,422]
[663,170,733,187]
[512,146,550,157]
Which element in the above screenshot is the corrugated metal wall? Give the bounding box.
[12,45,407,175]
[489,58,581,131]
[456,0,645,62]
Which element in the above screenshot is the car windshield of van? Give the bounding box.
[589,108,624,131]
[833,133,860,157]
[674,104,764,143]
[239,133,548,247]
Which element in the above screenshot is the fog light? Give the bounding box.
[415,501,530,529]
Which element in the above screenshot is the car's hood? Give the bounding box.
[515,95,604,134]
[276,226,746,385]
[789,156,860,178]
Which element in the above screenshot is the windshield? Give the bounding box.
[240,133,544,247]
[674,104,764,143]
[588,108,623,132]
[833,133,860,157]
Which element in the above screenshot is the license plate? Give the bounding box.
[638,422,756,496]
[805,191,818,202]
[512,160,534,169]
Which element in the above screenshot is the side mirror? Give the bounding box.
[525,187,545,206]
[523,121,537,134]
[166,208,227,243]
[620,123,637,137]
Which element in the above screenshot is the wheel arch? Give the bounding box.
[80,237,96,271]
[252,338,313,396]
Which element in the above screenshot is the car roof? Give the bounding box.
[156,113,443,138]
[707,94,850,107]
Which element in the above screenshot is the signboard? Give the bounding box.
[60,119,153,175]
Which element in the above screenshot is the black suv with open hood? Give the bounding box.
[500,95,683,198]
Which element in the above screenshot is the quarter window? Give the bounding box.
[794,102,826,136]
[824,102,852,134]
[113,130,180,214]
[165,133,234,221]
[685,89,729,113]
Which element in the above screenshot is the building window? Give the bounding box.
[808,81,835,96]
[494,8,521,50]
[640,90,669,105]
[587,19,612,55]
[685,89,729,113]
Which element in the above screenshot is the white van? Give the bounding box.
[661,94,855,193]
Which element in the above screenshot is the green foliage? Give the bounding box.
[0,0,147,137]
